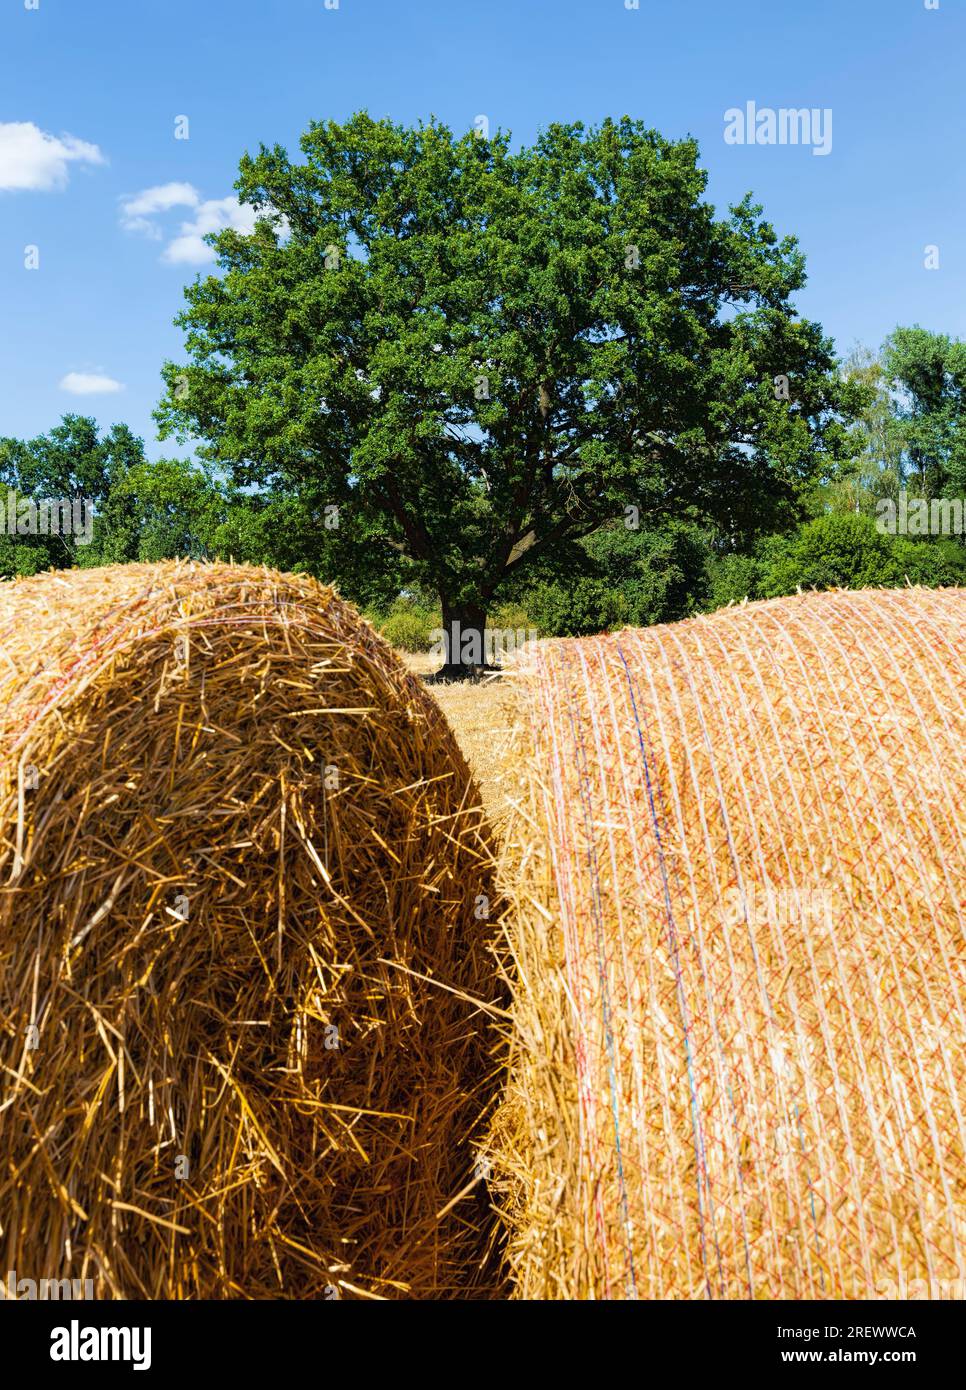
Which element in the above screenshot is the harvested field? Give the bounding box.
[0,561,504,1300]
[487,587,966,1300]
[404,658,518,827]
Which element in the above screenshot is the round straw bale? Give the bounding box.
[0,561,503,1299]
[489,587,966,1299]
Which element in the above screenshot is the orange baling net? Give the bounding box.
[492,587,966,1299]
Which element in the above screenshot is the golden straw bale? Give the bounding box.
[0,561,503,1300]
[489,587,966,1299]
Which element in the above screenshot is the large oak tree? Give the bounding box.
[157,114,861,675]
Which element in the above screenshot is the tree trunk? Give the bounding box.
[430,598,492,682]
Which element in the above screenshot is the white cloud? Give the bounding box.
[120,182,261,264]
[119,182,199,238]
[59,372,125,396]
[0,121,105,192]
[161,196,259,266]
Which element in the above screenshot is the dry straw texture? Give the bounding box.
[490,587,966,1299]
[0,561,503,1299]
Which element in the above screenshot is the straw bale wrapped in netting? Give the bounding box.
[489,587,966,1299]
[0,561,503,1300]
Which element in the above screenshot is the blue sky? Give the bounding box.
[1,0,962,458]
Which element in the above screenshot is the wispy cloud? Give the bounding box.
[59,372,125,396]
[0,121,105,192]
[119,182,199,238]
[161,196,260,265]
[120,182,260,264]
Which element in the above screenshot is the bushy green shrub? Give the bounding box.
[0,530,57,579]
[487,600,540,635]
[712,513,966,605]
[706,552,760,609]
[375,598,441,653]
[379,609,433,652]
[891,537,966,587]
[757,513,899,597]
[527,577,629,638]
[608,521,711,626]
[522,520,712,637]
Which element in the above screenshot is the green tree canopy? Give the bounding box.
[0,414,144,505]
[157,113,861,673]
[814,343,904,518]
[0,415,404,607]
[0,415,146,574]
[880,326,966,498]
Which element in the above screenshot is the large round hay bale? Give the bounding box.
[0,561,502,1300]
[490,587,966,1299]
